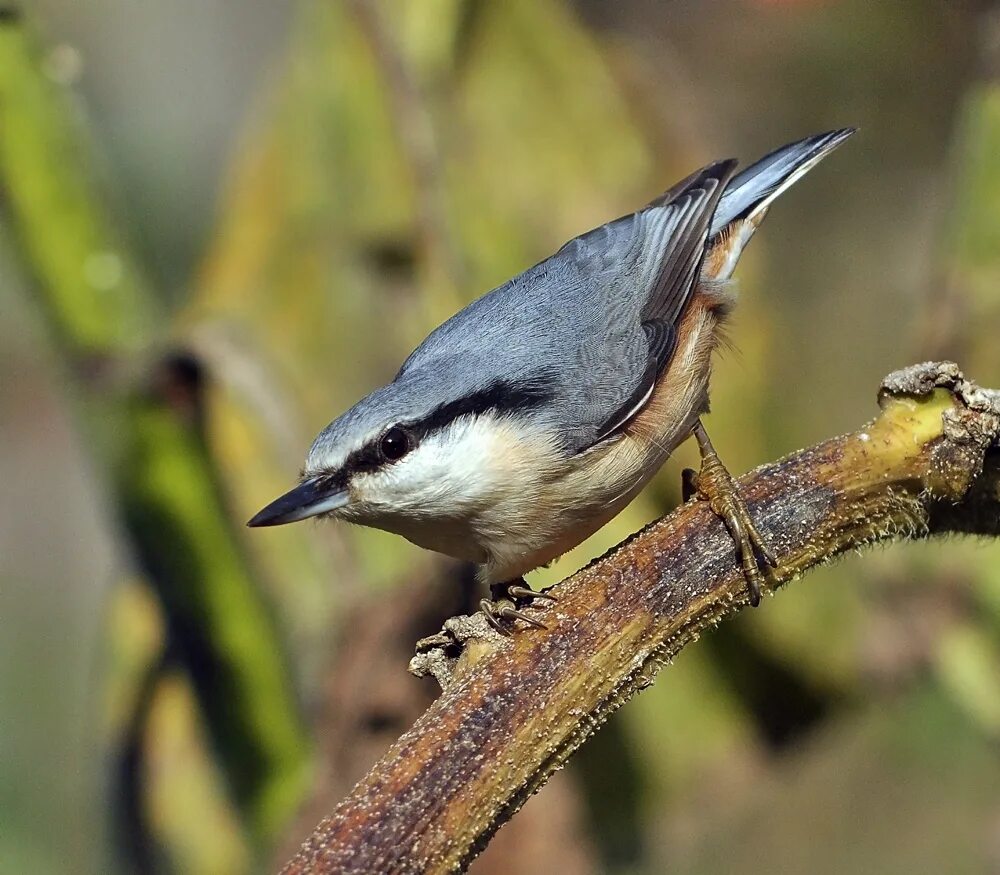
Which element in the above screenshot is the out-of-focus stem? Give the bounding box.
[0,15,308,842]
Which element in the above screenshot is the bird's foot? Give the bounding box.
[683,421,777,607]
[480,578,558,634]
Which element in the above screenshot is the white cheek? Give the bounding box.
[352,416,550,515]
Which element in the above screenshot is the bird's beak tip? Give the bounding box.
[245,479,349,530]
[246,505,288,528]
[246,512,270,528]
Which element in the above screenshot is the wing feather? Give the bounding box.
[579,160,735,449]
[639,159,736,329]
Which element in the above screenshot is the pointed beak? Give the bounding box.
[246,478,349,527]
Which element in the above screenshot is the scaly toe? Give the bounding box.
[690,421,776,608]
[739,508,778,571]
[498,605,547,630]
[757,538,779,569]
[707,490,774,607]
[506,584,558,603]
[480,598,510,635]
[480,598,548,632]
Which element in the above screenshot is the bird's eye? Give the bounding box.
[379,426,413,462]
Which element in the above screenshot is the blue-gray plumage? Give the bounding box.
[249,129,855,623]
[304,160,730,465]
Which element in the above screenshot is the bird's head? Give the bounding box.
[247,364,557,531]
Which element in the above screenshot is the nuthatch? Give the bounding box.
[249,129,854,630]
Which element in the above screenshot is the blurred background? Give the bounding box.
[3,0,1000,872]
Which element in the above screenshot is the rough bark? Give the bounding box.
[276,571,597,875]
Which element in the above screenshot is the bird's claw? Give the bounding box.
[705,481,775,607]
[480,579,556,633]
[480,598,547,633]
[505,584,558,603]
[688,422,777,607]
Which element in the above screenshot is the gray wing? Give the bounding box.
[397,159,736,453]
[574,159,736,448]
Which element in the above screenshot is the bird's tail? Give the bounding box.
[705,128,855,281]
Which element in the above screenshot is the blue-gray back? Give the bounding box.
[396,162,735,451]
[312,129,854,463]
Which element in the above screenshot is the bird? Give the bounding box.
[248,129,855,630]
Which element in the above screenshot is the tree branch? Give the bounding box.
[280,361,1000,875]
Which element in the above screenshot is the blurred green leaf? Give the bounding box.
[0,16,152,355]
[934,621,1000,737]
[143,673,252,875]
[0,12,309,850]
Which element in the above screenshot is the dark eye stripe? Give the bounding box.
[416,377,554,435]
[324,376,554,483]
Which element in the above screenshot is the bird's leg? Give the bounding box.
[682,420,777,606]
[480,578,558,633]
